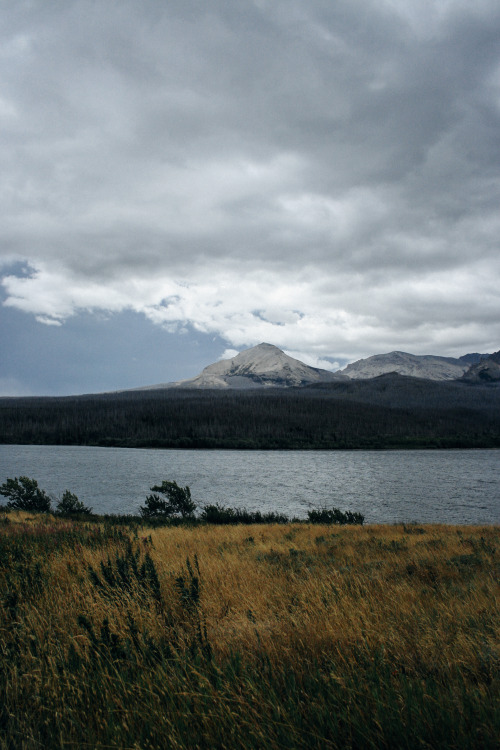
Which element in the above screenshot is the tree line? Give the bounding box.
[1,377,500,449]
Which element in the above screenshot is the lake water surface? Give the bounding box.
[0,445,498,524]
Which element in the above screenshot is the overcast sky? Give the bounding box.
[1,0,499,395]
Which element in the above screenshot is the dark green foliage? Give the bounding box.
[0,520,127,562]
[448,553,483,578]
[86,550,211,667]
[0,474,365,529]
[200,503,290,524]
[174,556,212,661]
[1,378,500,449]
[0,476,51,512]
[259,547,316,574]
[55,489,93,517]
[175,555,200,609]
[307,507,365,525]
[77,614,127,661]
[87,539,163,606]
[459,534,496,555]
[140,480,195,519]
[75,613,175,668]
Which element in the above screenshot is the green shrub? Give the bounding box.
[140,480,196,519]
[307,507,364,525]
[200,503,290,525]
[0,476,51,513]
[87,539,163,606]
[55,490,93,517]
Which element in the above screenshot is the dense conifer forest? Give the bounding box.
[1,375,500,449]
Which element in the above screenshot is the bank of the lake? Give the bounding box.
[1,444,499,524]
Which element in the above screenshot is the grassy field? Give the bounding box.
[0,512,498,749]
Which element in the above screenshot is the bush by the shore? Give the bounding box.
[0,475,365,526]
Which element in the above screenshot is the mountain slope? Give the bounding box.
[458,353,489,366]
[170,343,343,389]
[3,373,500,449]
[462,351,500,382]
[340,351,474,381]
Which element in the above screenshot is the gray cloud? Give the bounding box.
[1,0,499,366]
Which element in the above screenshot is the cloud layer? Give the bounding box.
[1,0,500,366]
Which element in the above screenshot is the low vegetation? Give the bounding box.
[0,476,51,513]
[0,506,497,749]
[0,476,365,526]
[140,480,196,519]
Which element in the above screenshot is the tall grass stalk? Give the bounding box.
[0,510,498,748]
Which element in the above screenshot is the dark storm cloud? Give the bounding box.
[1,0,499,364]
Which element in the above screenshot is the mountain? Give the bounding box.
[340,351,480,381]
[142,343,343,390]
[173,343,344,389]
[462,351,500,382]
[3,346,500,450]
[135,344,496,391]
[458,353,489,366]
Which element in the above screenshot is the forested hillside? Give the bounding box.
[1,375,499,449]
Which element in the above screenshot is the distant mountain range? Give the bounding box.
[340,351,485,381]
[3,344,500,450]
[137,343,496,390]
[137,343,342,390]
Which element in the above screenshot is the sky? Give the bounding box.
[1,0,499,396]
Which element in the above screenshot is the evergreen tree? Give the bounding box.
[55,490,93,517]
[140,480,195,519]
[0,476,51,513]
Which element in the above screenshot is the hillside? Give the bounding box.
[1,375,499,449]
[462,350,500,382]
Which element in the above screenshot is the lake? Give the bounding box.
[0,445,498,524]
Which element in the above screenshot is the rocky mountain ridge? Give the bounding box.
[137,343,494,391]
[169,343,343,389]
[340,350,478,381]
[461,350,500,382]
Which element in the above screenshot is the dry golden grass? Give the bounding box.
[143,522,499,665]
[0,513,498,748]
